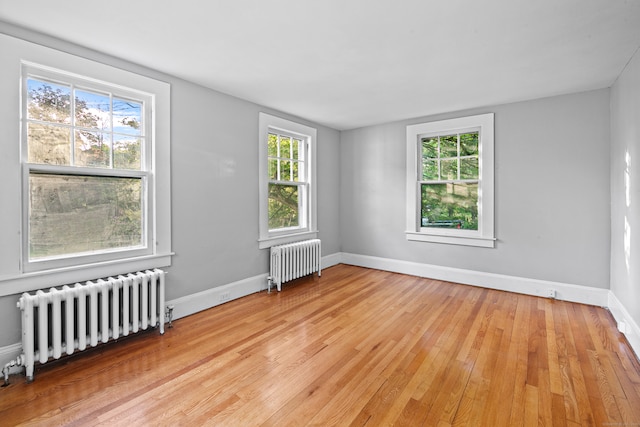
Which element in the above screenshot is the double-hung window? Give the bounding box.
[258,113,317,249]
[406,113,495,247]
[22,64,155,271]
[0,35,170,295]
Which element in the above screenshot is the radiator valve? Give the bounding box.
[166,305,174,328]
[2,356,23,387]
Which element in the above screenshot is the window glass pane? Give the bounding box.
[280,136,291,159]
[29,174,143,259]
[440,159,458,180]
[75,130,111,168]
[75,90,110,130]
[28,123,71,165]
[114,135,141,170]
[293,138,301,159]
[460,157,478,180]
[268,183,299,229]
[421,182,478,230]
[268,159,278,180]
[113,98,142,136]
[27,78,71,124]
[460,132,479,156]
[422,137,438,159]
[422,159,438,180]
[440,135,458,158]
[268,133,278,157]
[292,160,299,182]
[281,160,291,181]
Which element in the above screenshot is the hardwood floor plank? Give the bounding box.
[1,264,639,426]
[523,383,539,427]
[480,302,520,426]
[566,302,613,425]
[552,301,581,425]
[508,294,532,427]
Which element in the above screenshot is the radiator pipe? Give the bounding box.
[166,305,174,328]
[2,356,23,387]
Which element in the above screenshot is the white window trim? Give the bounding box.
[258,113,317,249]
[0,34,172,296]
[405,113,495,248]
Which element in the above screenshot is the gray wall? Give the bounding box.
[0,27,341,347]
[168,78,341,300]
[340,89,611,289]
[610,46,640,329]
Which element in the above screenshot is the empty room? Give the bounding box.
[1,0,640,425]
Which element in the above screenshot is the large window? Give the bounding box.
[258,113,317,249]
[0,32,171,296]
[23,69,151,269]
[406,113,495,247]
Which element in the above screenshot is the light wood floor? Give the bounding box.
[1,264,640,426]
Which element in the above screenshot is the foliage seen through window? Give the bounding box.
[26,77,145,259]
[420,132,479,230]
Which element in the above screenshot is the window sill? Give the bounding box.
[405,231,495,248]
[0,253,173,297]
[259,231,319,249]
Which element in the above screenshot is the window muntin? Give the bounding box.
[258,113,317,249]
[406,113,494,247]
[22,66,152,270]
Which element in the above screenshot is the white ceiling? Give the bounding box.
[1,0,639,130]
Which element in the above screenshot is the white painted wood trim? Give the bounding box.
[321,252,342,270]
[608,291,640,360]
[340,252,609,307]
[405,113,495,246]
[258,113,317,247]
[166,274,268,321]
[164,252,341,320]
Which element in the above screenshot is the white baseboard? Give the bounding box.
[166,273,268,321]
[608,292,640,360]
[340,252,610,307]
[321,252,342,270]
[166,252,342,321]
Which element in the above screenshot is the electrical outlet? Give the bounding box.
[618,321,627,334]
[220,292,231,302]
[546,289,556,299]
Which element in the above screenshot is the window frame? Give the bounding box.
[258,112,317,249]
[21,64,155,272]
[405,113,495,248]
[0,33,172,296]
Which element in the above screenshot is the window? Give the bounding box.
[406,113,495,247]
[23,69,151,270]
[0,31,171,296]
[258,113,317,249]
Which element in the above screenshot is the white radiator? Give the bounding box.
[14,269,165,382]
[269,239,321,292]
